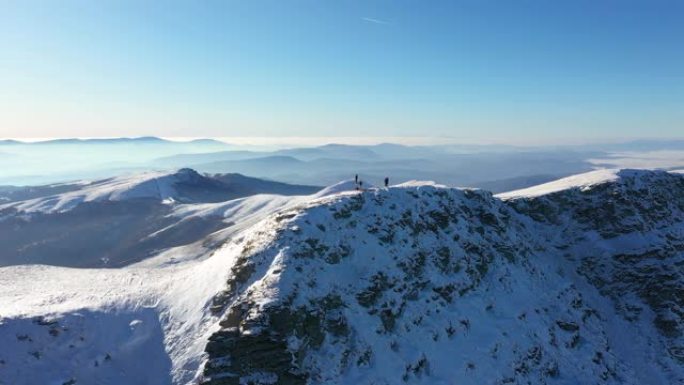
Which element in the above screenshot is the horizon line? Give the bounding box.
[3,135,684,148]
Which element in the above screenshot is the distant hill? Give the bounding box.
[0,168,320,267]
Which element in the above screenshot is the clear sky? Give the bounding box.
[1,0,682,143]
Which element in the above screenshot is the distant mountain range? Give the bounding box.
[3,137,684,191]
[0,137,228,146]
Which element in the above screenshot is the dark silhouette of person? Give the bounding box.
[355,174,358,184]
[384,177,389,187]
[359,180,363,190]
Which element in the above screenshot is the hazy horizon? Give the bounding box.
[3,134,684,188]
[5,135,684,148]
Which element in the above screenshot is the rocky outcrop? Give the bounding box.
[509,170,684,365]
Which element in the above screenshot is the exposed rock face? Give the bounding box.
[201,170,684,385]
[508,170,684,365]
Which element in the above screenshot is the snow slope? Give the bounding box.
[0,168,318,215]
[0,169,320,268]
[0,175,346,384]
[496,168,621,199]
[2,170,193,214]
[0,240,241,385]
[0,177,348,384]
[1,169,683,385]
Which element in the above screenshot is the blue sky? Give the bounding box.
[1,0,682,142]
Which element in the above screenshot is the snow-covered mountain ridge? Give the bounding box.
[200,169,683,384]
[1,169,682,384]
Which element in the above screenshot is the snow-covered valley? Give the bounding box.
[0,168,682,385]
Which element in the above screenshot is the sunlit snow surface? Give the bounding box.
[0,177,351,384]
[495,169,621,199]
[0,170,682,384]
[1,170,196,214]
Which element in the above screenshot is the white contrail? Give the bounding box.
[362,17,389,25]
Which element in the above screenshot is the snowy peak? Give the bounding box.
[0,168,318,214]
[0,170,320,268]
[1,169,206,214]
[79,168,205,202]
[200,170,684,384]
[204,185,522,384]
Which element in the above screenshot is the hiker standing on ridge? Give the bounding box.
[355,174,358,184]
[384,177,389,187]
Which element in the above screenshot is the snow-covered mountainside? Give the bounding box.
[0,169,319,267]
[0,169,682,385]
[501,169,684,375]
[0,168,318,213]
